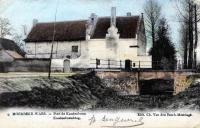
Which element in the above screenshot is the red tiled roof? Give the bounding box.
[92,16,139,39]
[25,20,87,42]
[25,16,140,42]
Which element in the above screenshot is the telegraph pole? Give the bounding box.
[48,0,59,79]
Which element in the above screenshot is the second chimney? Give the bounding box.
[127,12,131,16]
[33,19,38,27]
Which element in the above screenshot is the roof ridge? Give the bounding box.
[36,15,140,25]
[37,20,88,25]
[98,15,140,19]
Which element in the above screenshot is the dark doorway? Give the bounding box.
[125,59,132,71]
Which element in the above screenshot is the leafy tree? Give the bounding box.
[150,18,177,70]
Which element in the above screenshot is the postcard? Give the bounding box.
[0,0,200,128]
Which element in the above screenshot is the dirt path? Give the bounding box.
[0,72,76,78]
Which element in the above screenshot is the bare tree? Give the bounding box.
[175,0,200,69]
[144,0,161,48]
[0,17,12,38]
[12,33,24,48]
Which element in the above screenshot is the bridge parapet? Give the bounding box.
[95,71,195,95]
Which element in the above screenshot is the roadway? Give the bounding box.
[0,72,76,78]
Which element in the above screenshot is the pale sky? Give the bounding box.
[0,0,199,60]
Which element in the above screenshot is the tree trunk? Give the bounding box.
[152,23,156,69]
[188,2,194,69]
[194,5,198,69]
[152,23,155,48]
[183,30,188,69]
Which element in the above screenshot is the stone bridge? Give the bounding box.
[95,71,194,95]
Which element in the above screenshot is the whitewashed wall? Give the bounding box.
[26,41,85,59]
[71,38,152,68]
[25,38,151,68]
[88,39,138,60]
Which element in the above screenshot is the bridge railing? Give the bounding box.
[90,58,189,71]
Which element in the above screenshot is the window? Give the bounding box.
[72,46,78,53]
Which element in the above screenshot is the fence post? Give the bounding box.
[139,61,141,70]
[120,60,122,69]
[108,59,110,69]
[137,61,140,95]
[96,58,98,69]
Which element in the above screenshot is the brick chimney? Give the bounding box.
[127,12,131,16]
[32,19,38,27]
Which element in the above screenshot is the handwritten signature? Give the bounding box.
[89,115,144,128]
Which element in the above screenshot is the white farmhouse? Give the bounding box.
[25,7,152,69]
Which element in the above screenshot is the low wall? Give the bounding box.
[1,58,50,72]
[96,72,139,95]
[96,71,194,95]
[174,73,194,94]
